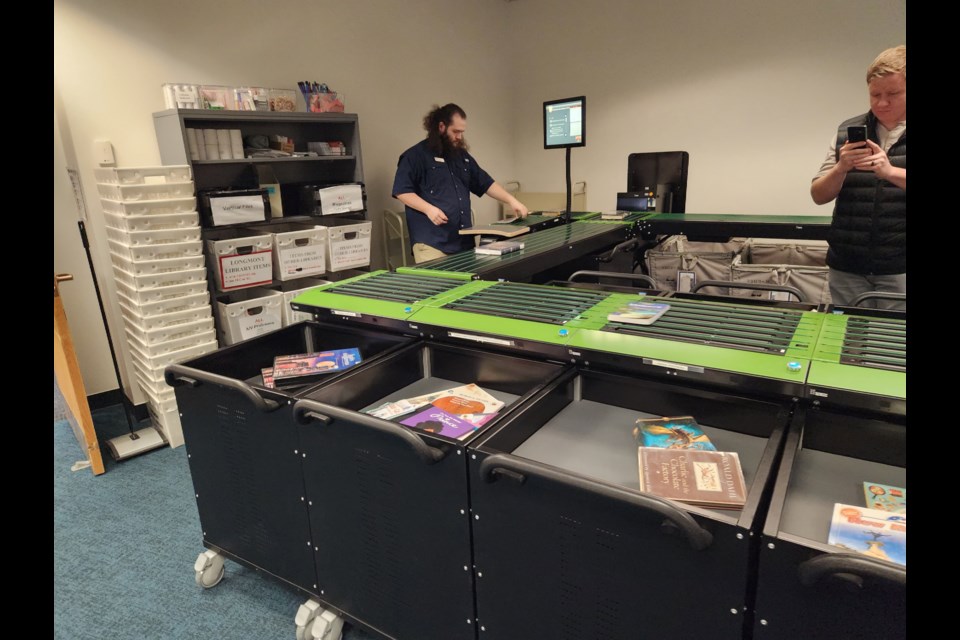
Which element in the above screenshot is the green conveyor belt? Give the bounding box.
[645,213,834,225]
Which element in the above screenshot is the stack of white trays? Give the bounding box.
[96,165,217,448]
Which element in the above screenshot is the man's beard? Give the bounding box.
[440,134,469,156]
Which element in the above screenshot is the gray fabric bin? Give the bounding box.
[644,235,745,293]
[731,255,831,304]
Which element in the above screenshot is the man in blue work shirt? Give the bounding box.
[392,103,529,263]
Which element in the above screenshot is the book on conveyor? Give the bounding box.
[633,416,717,451]
[475,240,524,256]
[637,447,747,509]
[458,224,530,238]
[607,300,670,325]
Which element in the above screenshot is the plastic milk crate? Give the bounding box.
[112,265,208,292]
[104,225,201,246]
[116,290,210,318]
[278,278,332,325]
[102,211,199,233]
[100,197,197,217]
[242,222,328,281]
[215,288,284,346]
[108,238,202,261]
[325,219,372,272]
[118,299,212,332]
[97,181,195,203]
[114,276,208,306]
[204,230,274,293]
[147,401,184,448]
[126,326,217,358]
[109,252,206,276]
[124,315,215,346]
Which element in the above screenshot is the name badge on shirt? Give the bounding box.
[434,157,445,163]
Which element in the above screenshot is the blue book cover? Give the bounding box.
[608,301,670,325]
[633,416,717,451]
[828,503,906,567]
[272,348,362,383]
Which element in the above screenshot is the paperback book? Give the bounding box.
[459,225,530,239]
[637,447,747,509]
[827,503,906,567]
[862,482,906,514]
[365,383,504,427]
[261,367,275,389]
[633,416,717,451]
[607,301,671,325]
[475,240,524,256]
[272,348,362,385]
[400,407,478,440]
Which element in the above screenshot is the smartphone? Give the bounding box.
[847,125,868,143]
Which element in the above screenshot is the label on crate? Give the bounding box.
[218,250,273,290]
[318,184,364,214]
[329,239,369,270]
[280,245,325,277]
[210,195,267,226]
[238,310,282,341]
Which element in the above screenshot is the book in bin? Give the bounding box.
[365,383,504,427]
[608,300,670,325]
[637,447,747,509]
[400,407,477,440]
[475,240,524,256]
[271,348,362,386]
[862,482,906,514]
[633,416,717,451]
[828,503,906,567]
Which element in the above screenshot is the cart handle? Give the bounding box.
[849,291,906,308]
[567,270,658,289]
[797,553,906,589]
[292,399,447,465]
[691,280,806,302]
[479,453,713,551]
[164,364,280,412]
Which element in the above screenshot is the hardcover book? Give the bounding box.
[459,225,530,239]
[475,240,525,256]
[862,482,906,514]
[637,447,747,509]
[607,301,671,325]
[633,416,717,451]
[827,503,906,567]
[272,348,362,384]
[400,407,478,440]
[261,367,275,389]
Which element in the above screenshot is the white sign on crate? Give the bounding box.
[318,185,363,215]
[280,245,325,277]
[210,195,267,226]
[330,238,369,270]
[238,310,282,341]
[218,251,273,290]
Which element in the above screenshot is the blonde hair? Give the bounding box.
[867,45,905,83]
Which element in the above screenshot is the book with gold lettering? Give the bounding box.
[637,447,747,509]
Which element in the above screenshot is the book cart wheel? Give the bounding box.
[193,550,225,589]
[294,599,322,640]
[294,599,344,640]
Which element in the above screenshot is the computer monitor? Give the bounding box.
[626,151,689,213]
[543,97,586,149]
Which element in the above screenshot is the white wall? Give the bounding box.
[504,0,906,213]
[53,0,515,397]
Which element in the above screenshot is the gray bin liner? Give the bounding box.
[746,238,828,267]
[644,235,745,293]
[731,254,832,304]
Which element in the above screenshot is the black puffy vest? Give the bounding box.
[826,112,906,275]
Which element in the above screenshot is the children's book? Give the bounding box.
[272,348,362,385]
[261,367,275,389]
[607,301,670,325]
[637,447,747,509]
[862,482,906,514]
[827,503,906,567]
[365,383,504,427]
[400,407,478,440]
[633,416,717,451]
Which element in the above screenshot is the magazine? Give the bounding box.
[827,503,906,566]
[400,407,478,440]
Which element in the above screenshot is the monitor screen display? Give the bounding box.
[543,96,586,149]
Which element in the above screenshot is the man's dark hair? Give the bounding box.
[424,103,467,155]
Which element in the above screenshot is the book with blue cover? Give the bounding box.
[272,348,362,385]
[633,416,717,451]
[608,300,670,325]
[828,503,906,567]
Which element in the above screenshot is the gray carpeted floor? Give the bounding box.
[53,404,377,640]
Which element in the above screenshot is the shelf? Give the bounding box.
[192,156,356,165]
[154,108,358,124]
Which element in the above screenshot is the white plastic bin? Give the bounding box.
[125,316,215,346]
[100,197,197,216]
[326,220,372,271]
[104,226,201,246]
[103,211,199,232]
[109,252,205,275]
[97,181,195,202]
[215,288,284,345]
[108,238,202,261]
[147,401,184,449]
[254,223,328,281]
[128,337,218,372]
[205,231,274,292]
[275,278,332,325]
[126,326,217,357]
[94,165,192,185]
[112,265,207,291]
[114,276,208,306]
[116,289,210,318]
[118,299,211,331]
